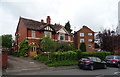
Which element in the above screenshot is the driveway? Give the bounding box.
[5,55,47,72]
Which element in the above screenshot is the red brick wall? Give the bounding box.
[2,52,7,68]
[27,30,44,38]
[16,19,27,44]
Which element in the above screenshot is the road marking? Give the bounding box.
[95,74,104,77]
[114,72,120,75]
[29,62,34,64]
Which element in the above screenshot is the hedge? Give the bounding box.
[33,51,112,67]
[80,51,112,60]
[50,51,77,61]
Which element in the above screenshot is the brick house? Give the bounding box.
[74,26,95,52]
[14,16,73,56]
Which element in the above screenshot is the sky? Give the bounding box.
[0,0,119,38]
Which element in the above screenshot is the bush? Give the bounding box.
[74,49,82,60]
[80,43,86,52]
[18,39,30,57]
[33,54,48,62]
[33,51,112,67]
[80,51,112,60]
[56,42,75,52]
[50,51,77,61]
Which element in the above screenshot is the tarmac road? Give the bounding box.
[4,66,120,75]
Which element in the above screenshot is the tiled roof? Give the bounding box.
[20,17,62,31]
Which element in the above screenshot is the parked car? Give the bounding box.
[104,55,120,68]
[78,57,107,70]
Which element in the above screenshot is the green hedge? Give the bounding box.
[33,51,112,67]
[80,51,112,60]
[50,51,77,61]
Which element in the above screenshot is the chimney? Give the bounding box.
[46,16,51,24]
[41,19,44,23]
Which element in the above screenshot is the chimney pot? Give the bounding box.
[46,16,51,24]
[41,19,44,23]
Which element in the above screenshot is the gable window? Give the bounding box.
[88,44,92,47]
[80,33,84,37]
[44,26,53,31]
[88,33,92,36]
[32,30,36,37]
[44,31,51,38]
[88,39,93,42]
[68,36,70,41]
[59,34,65,40]
[80,39,84,43]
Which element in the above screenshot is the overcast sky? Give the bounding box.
[0,0,119,38]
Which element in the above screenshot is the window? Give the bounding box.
[80,33,84,37]
[80,39,84,43]
[88,33,92,36]
[32,30,36,37]
[44,31,51,38]
[88,39,92,42]
[96,58,101,62]
[59,34,65,40]
[68,36,70,41]
[90,57,96,61]
[88,44,92,47]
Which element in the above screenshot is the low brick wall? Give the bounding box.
[2,52,8,68]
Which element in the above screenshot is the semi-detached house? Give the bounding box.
[14,16,73,56]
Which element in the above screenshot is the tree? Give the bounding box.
[56,42,75,52]
[40,36,57,59]
[42,37,57,52]
[65,21,72,33]
[94,43,99,49]
[80,42,86,52]
[97,29,116,52]
[1,34,13,48]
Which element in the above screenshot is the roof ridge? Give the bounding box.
[20,17,46,24]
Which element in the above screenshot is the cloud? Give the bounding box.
[0,0,119,37]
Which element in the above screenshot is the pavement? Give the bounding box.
[2,55,78,75]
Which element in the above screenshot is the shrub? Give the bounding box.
[56,42,75,52]
[18,39,30,57]
[80,51,112,60]
[49,51,77,61]
[80,42,86,52]
[74,49,82,60]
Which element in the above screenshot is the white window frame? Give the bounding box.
[59,34,65,41]
[80,39,84,43]
[68,36,70,41]
[80,33,84,37]
[88,39,93,42]
[32,30,36,37]
[88,33,92,36]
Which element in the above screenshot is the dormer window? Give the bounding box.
[31,30,36,37]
